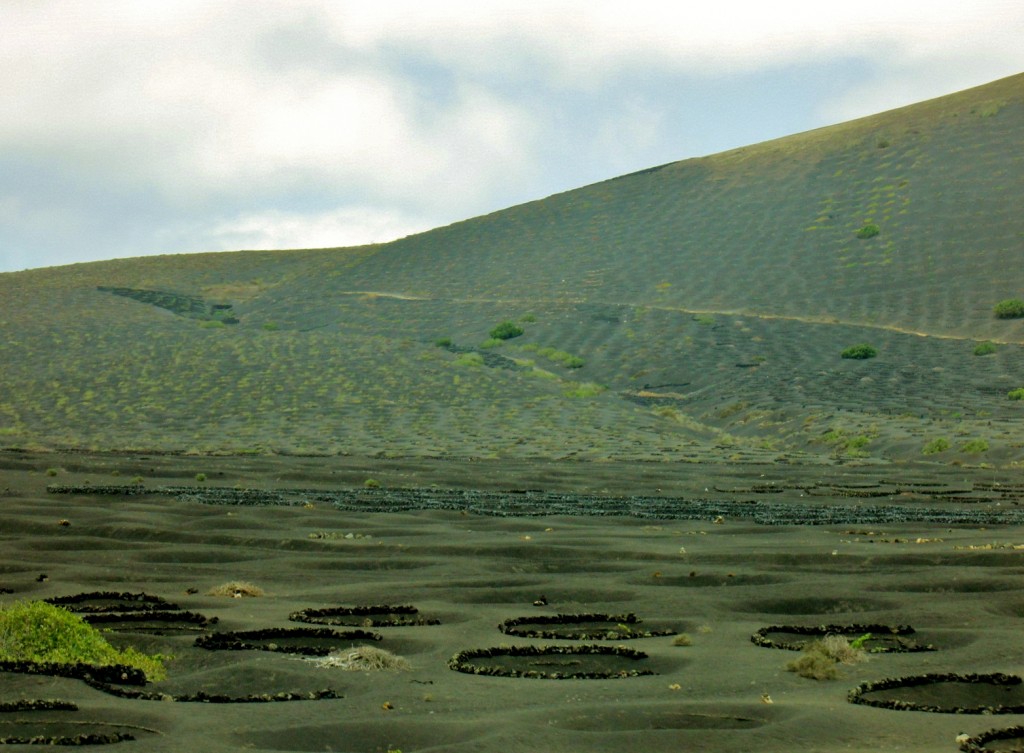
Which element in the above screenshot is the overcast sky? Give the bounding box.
[1,1,1022,274]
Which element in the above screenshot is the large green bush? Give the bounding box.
[993,299,1024,319]
[489,321,524,340]
[0,600,167,680]
[841,343,878,360]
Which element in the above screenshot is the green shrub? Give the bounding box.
[993,299,1024,319]
[479,338,503,349]
[973,341,998,356]
[519,313,537,323]
[194,473,207,482]
[0,601,167,680]
[434,337,452,348]
[856,224,880,239]
[45,468,59,477]
[694,314,715,326]
[1008,388,1024,401]
[489,321,524,340]
[960,439,989,454]
[364,478,381,489]
[922,437,951,455]
[841,343,878,359]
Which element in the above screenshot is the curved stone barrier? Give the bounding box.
[448,644,655,679]
[498,612,675,640]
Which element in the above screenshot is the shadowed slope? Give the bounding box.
[0,74,1021,464]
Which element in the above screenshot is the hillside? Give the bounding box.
[1,73,1022,465]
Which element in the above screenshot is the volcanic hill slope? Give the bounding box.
[1,74,1022,465]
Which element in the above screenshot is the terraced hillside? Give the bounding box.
[1,74,1022,465]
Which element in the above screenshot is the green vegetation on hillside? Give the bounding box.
[993,299,1024,319]
[1,74,1023,466]
[0,600,167,680]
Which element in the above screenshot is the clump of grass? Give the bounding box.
[786,651,838,680]
[564,382,606,398]
[786,634,866,680]
[973,341,998,356]
[453,353,484,368]
[993,299,1024,319]
[0,600,167,680]
[534,346,585,369]
[1008,388,1024,401]
[45,468,59,477]
[841,343,877,359]
[207,581,264,598]
[194,473,206,482]
[856,223,880,239]
[311,646,410,672]
[364,478,381,489]
[922,437,951,455]
[672,634,693,647]
[479,338,503,349]
[434,337,452,348]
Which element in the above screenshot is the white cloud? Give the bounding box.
[207,206,437,251]
[0,1,1021,272]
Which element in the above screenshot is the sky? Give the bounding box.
[1,1,1022,274]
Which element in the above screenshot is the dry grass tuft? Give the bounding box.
[207,581,265,598]
[312,646,411,672]
[786,634,866,680]
[786,651,839,680]
[814,634,867,665]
